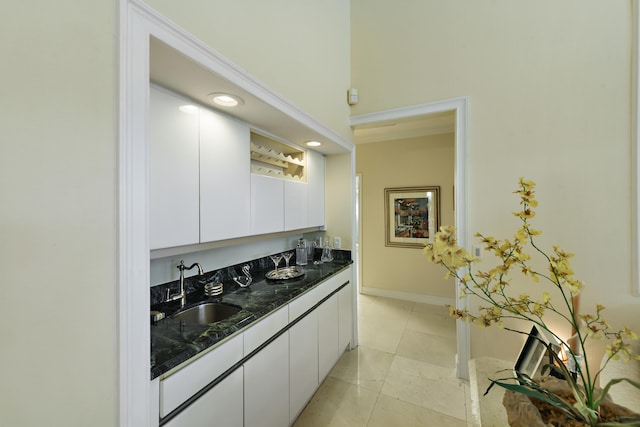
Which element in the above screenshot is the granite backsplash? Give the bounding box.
[150,248,352,306]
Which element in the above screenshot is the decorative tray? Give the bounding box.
[265,266,305,281]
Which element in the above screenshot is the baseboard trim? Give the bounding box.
[360,286,455,307]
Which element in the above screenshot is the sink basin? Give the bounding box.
[172,303,242,325]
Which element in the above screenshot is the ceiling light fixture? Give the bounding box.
[209,92,244,107]
[306,141,322,147]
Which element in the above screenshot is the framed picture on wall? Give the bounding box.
[384,186,440,248]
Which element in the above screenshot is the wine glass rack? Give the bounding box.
[250,132,305,181]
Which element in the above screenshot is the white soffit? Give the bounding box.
[150,37,349,155]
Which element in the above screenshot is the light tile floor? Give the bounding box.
[293,293,472,426]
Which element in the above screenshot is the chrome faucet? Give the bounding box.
[166,260,204,307]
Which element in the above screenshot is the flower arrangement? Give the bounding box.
[423,178,640,426]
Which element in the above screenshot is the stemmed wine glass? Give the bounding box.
[269,253,283,273]
[282,252,293,269]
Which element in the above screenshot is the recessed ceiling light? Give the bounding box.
[209,92,244,107]
[306,141,322,147]
[179,104,199,114]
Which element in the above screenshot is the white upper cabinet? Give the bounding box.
[306,150,325,228]
[250,174,284,235]
[284,180,308,231]
[252,132,326,233]
[150,87,326,250]
[150,86,252,250]
[199,108,251,242]
[149,87,200,250]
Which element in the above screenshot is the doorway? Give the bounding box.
[350,100,470,380]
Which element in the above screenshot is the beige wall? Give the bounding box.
[325,153,355,249]
[351,0,637,362]
[0,2,118,426]
[356,134,455,298]
[1,1,351,426]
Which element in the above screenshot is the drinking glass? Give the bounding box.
[282,252,293,268]
[269,253,283,272]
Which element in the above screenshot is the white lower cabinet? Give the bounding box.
[289,311,319,423]
[338,280,353,352]
[155,267,354,426]
[318,293,340,382]
[163,369,243,427]
[160,334,243,417]
[244,333,290,427]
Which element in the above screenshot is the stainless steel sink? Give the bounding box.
[172,303,242,325]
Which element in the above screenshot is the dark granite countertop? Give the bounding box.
[150,257,352,380]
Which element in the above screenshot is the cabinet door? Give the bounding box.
[160,334,243,417]
[149,87,200,250]
[250,174,284,235]
[163,369,243,427]
[318,294,340,382]
[289,311,319,423]
[199,109,251,242]
[338,281,353,352]
[284,180,308,231]
[307,150,325,228]
[244,333,289,427]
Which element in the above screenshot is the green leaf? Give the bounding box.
[594,377,640,408]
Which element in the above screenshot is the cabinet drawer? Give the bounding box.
[243,305,288,355]
[163,369,243,427]
[289,267,351,321]
[327,268,351,293]
[160,333,243,417]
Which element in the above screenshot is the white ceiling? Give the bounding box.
[352,110,456,144]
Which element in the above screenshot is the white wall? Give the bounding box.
[351,0,637,363]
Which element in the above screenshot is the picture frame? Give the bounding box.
[384,186,440,248]
[514,325,561,378]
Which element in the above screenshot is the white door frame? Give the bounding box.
[632,0,640,296]
[350,98,471,380]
